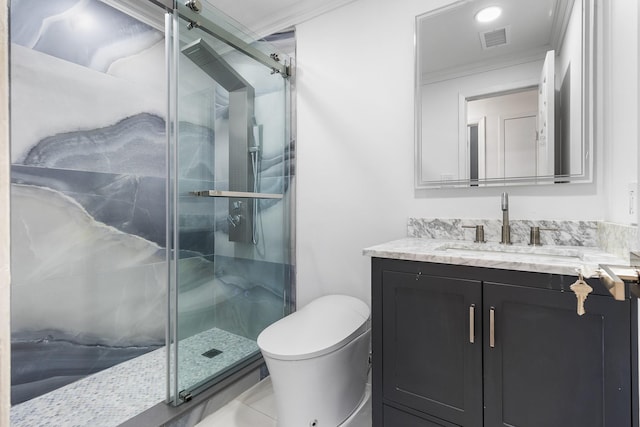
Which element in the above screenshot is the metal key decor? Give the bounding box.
[570,272,593,316]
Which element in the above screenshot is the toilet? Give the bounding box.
[257,294,371,427]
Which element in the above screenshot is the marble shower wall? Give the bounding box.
[9,0,294,405]
[9,0,168,404]
[11,0,293,404]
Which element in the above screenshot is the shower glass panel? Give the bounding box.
[166,2,293,405]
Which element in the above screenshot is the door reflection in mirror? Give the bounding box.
[466,87,538,181]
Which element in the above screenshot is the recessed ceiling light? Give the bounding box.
[475,6,502,23]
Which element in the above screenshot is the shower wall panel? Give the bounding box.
[9,4,168,403]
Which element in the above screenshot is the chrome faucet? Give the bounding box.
[500,192,511,244]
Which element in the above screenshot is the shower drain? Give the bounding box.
[201,348,223,358]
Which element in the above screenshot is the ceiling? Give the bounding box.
[205,0,358,37]
[418,0,574,82]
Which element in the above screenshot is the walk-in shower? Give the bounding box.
[165,0,293,405]
[9,0,293,422]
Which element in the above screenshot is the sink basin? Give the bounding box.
[434,242,584,261]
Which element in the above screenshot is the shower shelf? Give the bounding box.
[191,190,283,199]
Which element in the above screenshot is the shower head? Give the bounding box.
[181,38,253,94]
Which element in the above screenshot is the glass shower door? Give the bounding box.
[166,1,293,405]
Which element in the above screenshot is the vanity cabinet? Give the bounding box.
[371,258,638,427]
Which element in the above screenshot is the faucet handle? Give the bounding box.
[462,225,485,243]
[529,226,558,246]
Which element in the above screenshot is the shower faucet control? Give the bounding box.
[227,201,243,228]
[227,214,241,228]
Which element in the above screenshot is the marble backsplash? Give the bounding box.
[408,218,637,260]
[597,222,638,259]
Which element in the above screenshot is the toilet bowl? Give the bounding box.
[257,294,371,427]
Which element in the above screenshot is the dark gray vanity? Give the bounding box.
[371,258,638,427]
[368,243,639,427]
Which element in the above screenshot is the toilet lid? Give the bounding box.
[257,294,370,361]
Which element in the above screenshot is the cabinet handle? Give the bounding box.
[469,304,475,343]
[489,307,495,348]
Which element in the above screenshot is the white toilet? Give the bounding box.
[257,294,371,427]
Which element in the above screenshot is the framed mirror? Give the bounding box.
[415,0,594,188]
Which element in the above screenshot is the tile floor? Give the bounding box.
[196,377,372,427]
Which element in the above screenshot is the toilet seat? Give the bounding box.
[257,294,370,361]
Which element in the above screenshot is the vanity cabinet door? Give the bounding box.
[381,270,483,427]
[483,282,632,427]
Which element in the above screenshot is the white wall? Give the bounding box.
[1,0,9,424]
[295,0,638,307]
[605,0,638,225]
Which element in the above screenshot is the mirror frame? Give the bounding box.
[414,0,595,189]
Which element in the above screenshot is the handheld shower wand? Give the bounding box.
[249,124,262,245]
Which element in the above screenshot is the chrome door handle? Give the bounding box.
[489,307,495,348]
[469,304,475,344]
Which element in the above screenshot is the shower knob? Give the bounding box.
[185,0,202,13]
[227,214,242,228]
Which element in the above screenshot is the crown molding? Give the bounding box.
[242,0,359,37]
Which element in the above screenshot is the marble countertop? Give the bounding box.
[363,238,629,277]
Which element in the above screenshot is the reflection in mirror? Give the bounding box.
[467,86,538,183]
[415,0,593,188]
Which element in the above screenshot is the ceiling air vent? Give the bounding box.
[480,27,509,49]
